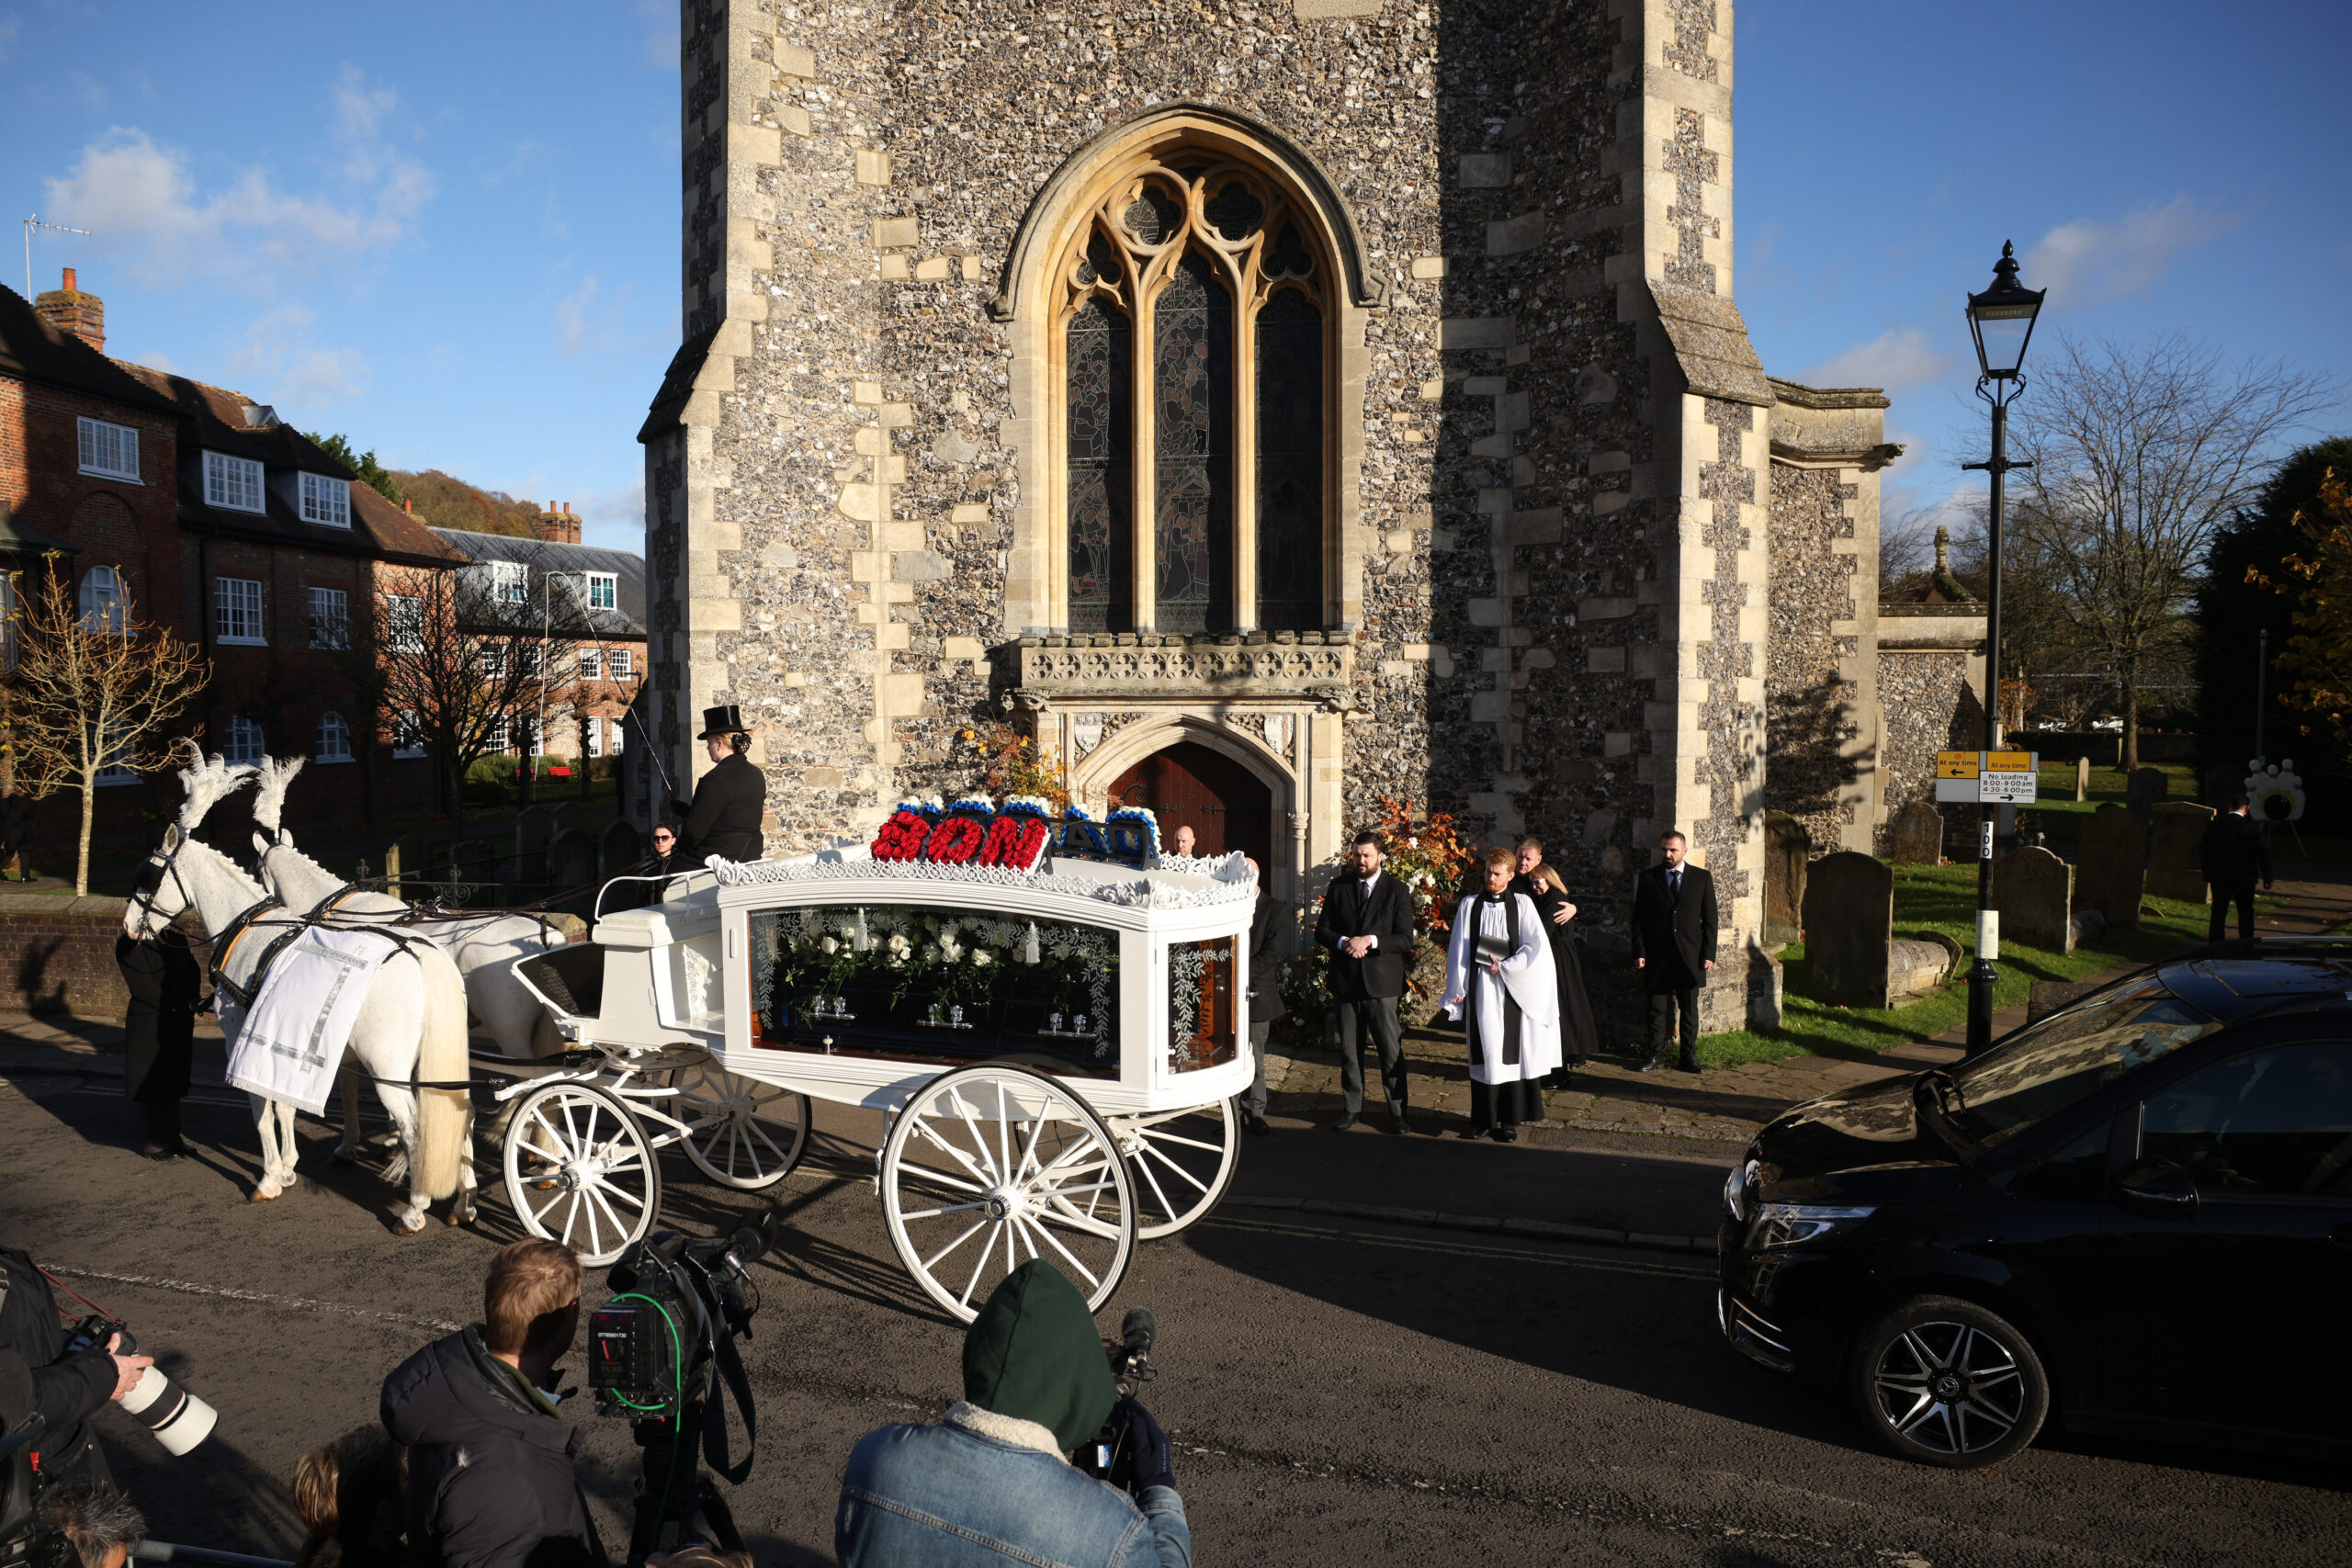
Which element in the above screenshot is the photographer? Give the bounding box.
[380,1241,600,1568]
[0,1247,153,1487]
[835,1261,1189,1568]
[36,1485,145,1568]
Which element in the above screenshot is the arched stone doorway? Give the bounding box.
[1105,740,1272,867]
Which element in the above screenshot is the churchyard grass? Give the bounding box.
[1699,862,2276,1067]
[2025,761,2197,850]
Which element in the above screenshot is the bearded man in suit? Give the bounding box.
[1630,829,1715,1074]
[1313,830,1418,1134]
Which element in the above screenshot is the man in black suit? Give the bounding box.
[673,705,767,865]
[1313,830,1417,1134]
[2200,795,2274,942]
[1630,829,1716,1074]
[1240,856,1288,1137]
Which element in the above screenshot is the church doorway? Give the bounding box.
[1106,741,1272,866]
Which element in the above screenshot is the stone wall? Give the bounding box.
[1877,644,1980,857]
[0,896,208,1019]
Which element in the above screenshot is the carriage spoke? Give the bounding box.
[899,1201,986,1221]
[948,1090,999,1183]
[996,1082,1012,1187]
[746,1118,792,1165]
[1139,1143,1212,1195]
[1138,1129,1225,1155]
[1022,1209,1104,1290]
[919,1217,989,1274]
[913,1112,996,1189]
[960,1225,1001,1308]
[1133,1152,1178,1219]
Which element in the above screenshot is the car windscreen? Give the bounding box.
[1944,979,2222,1148]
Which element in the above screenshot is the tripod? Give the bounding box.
[627,1394,743,1563]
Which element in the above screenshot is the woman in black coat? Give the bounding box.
[1527,866,1598,1085]
[117,927,201,1159]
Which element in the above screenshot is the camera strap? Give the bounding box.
[699,1323,756,1485]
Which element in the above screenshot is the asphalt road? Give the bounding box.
[2,1073,2345,1567]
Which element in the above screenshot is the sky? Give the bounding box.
[4,4,2346,560]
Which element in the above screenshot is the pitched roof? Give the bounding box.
[0,284,179,417]
[1648,282,1775,408]
[428,527,648,638]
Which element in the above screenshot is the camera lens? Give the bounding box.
[119,1366,217,1457]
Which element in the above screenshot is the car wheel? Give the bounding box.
[1848,1295,2049,1468]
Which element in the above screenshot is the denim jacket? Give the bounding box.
[836,1402,1191,1568]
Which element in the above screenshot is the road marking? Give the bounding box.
[46,1267,463,1334]
[1198,1214,1714,1280]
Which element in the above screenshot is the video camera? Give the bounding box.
[1079,1307,1159,1495]
[586,1212,779,1564]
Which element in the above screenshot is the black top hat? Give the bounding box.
[697,704,748,740]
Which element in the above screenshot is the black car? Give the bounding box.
[1719,941,2352,1467]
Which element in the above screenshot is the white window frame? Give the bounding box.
[314,711,353,763]
[204,451,266,513]
[480,643,507,677]
[96,719,138,785]
[484,712,510,753]
[308,586,349,649]
[587,718,605,758]
[78,566,128,637]
[490,561,527,604]
[608,716,626,753]
[387,593,424,654]
[608,649,633,680]
[577,646,604,680]
[585,572,617,610]
[76,418,141,482]
[392,709,426,760]
[300,472,352,528]
[223,715,265,764]
[216,577,266,645]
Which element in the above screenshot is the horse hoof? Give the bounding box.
[250,1189,278,1203]
[393,1216,426,1235]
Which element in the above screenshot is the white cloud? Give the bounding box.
[555,275,601,354]
[2022,196,2235,305]
[1802,327,1954,393]
[578,481,646,553]
[221,306,370,412]
[41,72,433,289]
[128,347,181,375]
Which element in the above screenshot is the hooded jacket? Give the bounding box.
[379,1328,597,1568]
[836,1262,1189,1568]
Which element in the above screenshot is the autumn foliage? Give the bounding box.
[2250,466,2352,751]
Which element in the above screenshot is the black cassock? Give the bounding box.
[118,929,199,1104]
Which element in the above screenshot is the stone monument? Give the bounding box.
[2145,801,2214,902]
[2073,803,2146,931]
[2075,755,2092,802]
[1763,812,1808,950]
[2126,766,2168,822]
[1887,801,1944,865]
[1801,852,1895,1009]
[1994,845,2075,953]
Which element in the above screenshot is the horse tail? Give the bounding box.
[413,947,472,1201]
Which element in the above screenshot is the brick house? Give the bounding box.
[0,273,469,857]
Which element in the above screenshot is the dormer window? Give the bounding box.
[490,561,527,603]
[300,472,352,527]
[204,452,266,513]
[77,418,140,481]
[585,572,617,610]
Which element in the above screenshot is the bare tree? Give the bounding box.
[355,559,577,834]
[2007,335,2339,771]
[5,559,209,894]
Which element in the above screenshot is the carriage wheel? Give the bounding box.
[879,1064,1136,1324]
[667,1064,812,1191]
[503,1083,662,1267]
[1114,1097,1241,1240]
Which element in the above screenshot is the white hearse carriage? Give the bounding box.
[510,808,1256,1320]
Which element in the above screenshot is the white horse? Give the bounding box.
[127,753,476,1232]
[245,757,564,1066]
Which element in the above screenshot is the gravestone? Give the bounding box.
[514,805,554,887]
[1762,812,1808,949]
[2145,801,2214,902]
[2073,803,2145,931]
[1887,801,1944,864]
[2075,755,2092,802]
[1800,851,1894,1008]
[548,829,600,893]
[1994,845,2075,953]
[601,818,642,874]
[2126,766,2168,822]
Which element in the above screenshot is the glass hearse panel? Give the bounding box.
[747,902,1121,1078]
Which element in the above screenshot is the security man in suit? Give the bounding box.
[1240,856,1289,1137]
[1630,829,1716,1075]
[2199,794,2275,942]
[672,705,767,865]
[1313,829,1418,1134]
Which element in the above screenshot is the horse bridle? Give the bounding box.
[127,835,197,934]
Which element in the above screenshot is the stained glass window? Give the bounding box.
[1153,251,1232,634]
[1255,287,1323,630]
[1067,294,1133,632]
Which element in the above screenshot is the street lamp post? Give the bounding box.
[1961,241,2046,1058]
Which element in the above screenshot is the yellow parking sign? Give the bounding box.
[1936,750,1981,780]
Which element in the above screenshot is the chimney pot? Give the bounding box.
[62,267,76,292]
[33,269,105,355]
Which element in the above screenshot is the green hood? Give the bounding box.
[961,1261,1114,1453]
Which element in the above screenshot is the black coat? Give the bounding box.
[379,1328,595,1568]
[674,752,766,864]
[1525,878,1598,1063]
[1630,862,1717,990]
[0,1247,116,1487]
[118,930,199,1104]
[1247,890,1290,1023]
[1313,870,1416,1001]
[2200,810,2272,889]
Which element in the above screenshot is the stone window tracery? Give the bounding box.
[1057,159,1329,634]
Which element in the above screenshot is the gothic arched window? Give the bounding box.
[1057,160,1329,634]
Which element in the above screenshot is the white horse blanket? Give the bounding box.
[223,926,399,1114]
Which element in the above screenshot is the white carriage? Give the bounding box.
[505,829,1256,1320]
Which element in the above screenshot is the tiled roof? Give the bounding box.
[428,527,648,638]
[0,284,179,416]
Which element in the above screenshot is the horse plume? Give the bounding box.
[251,755,306,837]
[174,742,254,837]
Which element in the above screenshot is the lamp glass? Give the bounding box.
[1972,306,2035,378]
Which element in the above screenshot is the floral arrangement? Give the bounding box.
[1107,804,1159,868]
[1059,802,1111,858]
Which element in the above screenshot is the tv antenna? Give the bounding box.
[23,215,92,299]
